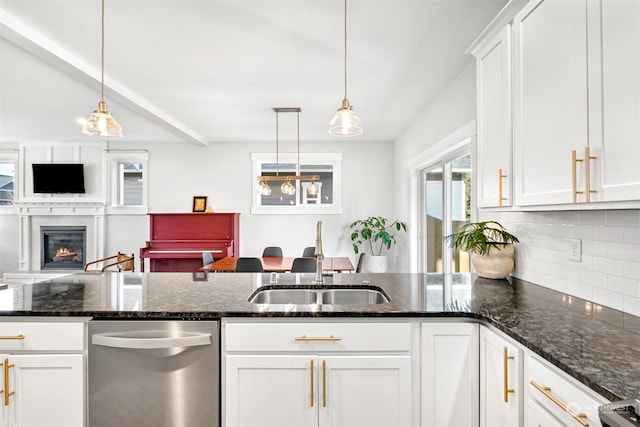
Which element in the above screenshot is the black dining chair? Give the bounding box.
[235,257,265,273]
[291,257,317,273]
[355,253,366,273]
[262,246,283,257]
[302,246,316,258]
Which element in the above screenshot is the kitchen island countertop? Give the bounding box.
[1,271,638,403]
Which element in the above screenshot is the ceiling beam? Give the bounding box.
[0,9,208,146]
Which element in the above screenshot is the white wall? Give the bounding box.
[0,138,395,274]
[393,61,478,272]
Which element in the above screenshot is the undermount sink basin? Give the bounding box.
[248,289,319,305]
[247,285,390,305]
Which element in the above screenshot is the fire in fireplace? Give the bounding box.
[41,226,86,270]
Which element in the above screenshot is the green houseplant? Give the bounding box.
[350,216,407,273]
[444,221,519,279]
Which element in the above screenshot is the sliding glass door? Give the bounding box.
[420,150,472,273]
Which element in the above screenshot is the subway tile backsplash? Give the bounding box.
[482,210,640,316]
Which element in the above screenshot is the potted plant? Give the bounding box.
[350,216,407,272]
[444,221,519,279]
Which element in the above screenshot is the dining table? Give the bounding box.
[201,256,355,273]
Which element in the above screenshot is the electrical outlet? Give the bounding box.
[568,239,582,262]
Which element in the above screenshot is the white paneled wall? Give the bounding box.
[483,210,640,316]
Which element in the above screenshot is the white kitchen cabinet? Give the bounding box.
[471,25,513,208]
[587,0,640,203]
[0,320,86,427]
[513,0,640,207]
[223,321,414,427]
[0,354,84,427]
[513,0,589,206]
[526,354,608,427]
[421,322,479,427]
[480,326,523,427]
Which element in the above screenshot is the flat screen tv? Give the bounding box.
[32,164,85,194]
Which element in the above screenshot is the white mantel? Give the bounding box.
[16,202,105,271]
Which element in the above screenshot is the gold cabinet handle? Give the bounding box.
[572,150,584,203]
[295,335,341,342]
[322,360,327,408]
[0,334,25,340]
[584,147,597,203]
[530,380,589,426]
[499,168,508,206]
[3,358,14,406]
[503,347,515,402]
[310,359,314,407]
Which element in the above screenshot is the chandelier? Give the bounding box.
[257,107,319,196]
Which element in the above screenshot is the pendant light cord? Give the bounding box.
[275,110,280,176]
[343,0,348,100]
[297,110,300,175]
[100,0,105,101]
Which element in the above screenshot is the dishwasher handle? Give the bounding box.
[92,331,211,349]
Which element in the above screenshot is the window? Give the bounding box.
[107,151,148,213]
[251,153,342,214]
[0,151,18,209]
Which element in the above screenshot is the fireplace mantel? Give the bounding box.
[17,202,105,271]
[16,202,106,216]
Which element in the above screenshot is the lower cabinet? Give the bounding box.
[0,320,86,427]
[480,325,523,427]
[223,321,414,427]
[0,354,84,427]
[526,355,607,427]
[421,322,479,427]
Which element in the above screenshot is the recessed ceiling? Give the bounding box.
[0,0,507,145]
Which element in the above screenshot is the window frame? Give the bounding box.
[106,150,149,215]
[251,152,342,215]
[0,150,18,214]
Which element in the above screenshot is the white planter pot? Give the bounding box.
[471,244,515,279]
[363,255,388,273]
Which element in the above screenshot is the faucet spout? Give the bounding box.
[314,221,324,284]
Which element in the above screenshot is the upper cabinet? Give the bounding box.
[472,26,513,208]
[512,0,640,206]
[471,0,640,209]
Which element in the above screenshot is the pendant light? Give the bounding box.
[257,107,319,196]
[81,0,123,139]
[329,0,362,137]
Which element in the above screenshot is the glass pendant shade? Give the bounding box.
[329,98,362,136]
[258,180,272,196]
[307,181,319,196]
[281,179,296,196]
[82,100,123,138]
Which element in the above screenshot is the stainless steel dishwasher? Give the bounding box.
[88,320,219,427]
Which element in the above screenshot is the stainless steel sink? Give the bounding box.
[247,285,390,305]
[321,288,390,305]
[248,288,320,305]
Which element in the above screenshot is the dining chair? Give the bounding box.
[302,246,316,258]
[85,252,135,272]
[355,253,366,273]
[291,257,317,273]
[235,257,265,273]
[262,246,283,257]
[202,252,214,267]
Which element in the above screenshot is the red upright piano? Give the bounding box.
[139,213,240,272]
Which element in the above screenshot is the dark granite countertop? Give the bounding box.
[0,271,638,403]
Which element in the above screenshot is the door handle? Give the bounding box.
[503,347,515,403]
[92,332,211,349]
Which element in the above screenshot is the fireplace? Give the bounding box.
[41,226,86,270]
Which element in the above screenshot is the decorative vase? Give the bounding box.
[471,244,515,279]
[363,255,388,273]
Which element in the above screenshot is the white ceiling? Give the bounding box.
[0,0,506,146]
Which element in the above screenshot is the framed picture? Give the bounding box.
[192,196,207,213]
